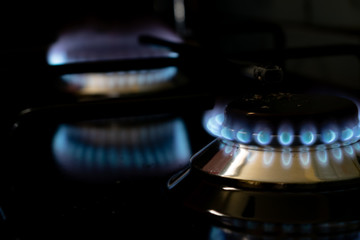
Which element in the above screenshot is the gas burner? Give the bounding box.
[169,93,360,227]
[46,19,184,97]
[199,93,360,184]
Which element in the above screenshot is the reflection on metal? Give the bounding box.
[193,139,360,184]
[174,0,185,24]
[52,116,191,181]
[209,223,360,240]
[61,67,180,96]
[0,207,6,221]
[173,0,187,35]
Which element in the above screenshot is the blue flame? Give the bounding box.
[204,107,360,147]
[278,123,294,146]
[322,129,337,144]
[355,125,360,139]
[205,113,224,137]
[256,130,272,145]
[300,131,315,145]
[221,127,234,140]
[236,129,251,143]
[300,124,317,145]
[254,124,272,145]
[321,123,338,144]
[215,113,225,125]
[279,132,293,146]
[341,127,354,141]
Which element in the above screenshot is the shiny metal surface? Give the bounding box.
[191,139,360,184]
[169,156,360,224]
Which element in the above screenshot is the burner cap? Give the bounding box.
[226,93,356,123]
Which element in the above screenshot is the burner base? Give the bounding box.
[168,166,360,226]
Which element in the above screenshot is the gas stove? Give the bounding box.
[2,1,360,239]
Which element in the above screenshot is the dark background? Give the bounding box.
[2,0,360,134]
[1,0,360,86]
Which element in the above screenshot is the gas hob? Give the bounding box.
[2,3,360,239]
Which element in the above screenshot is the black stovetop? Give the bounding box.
[2,58,360,239]
[2,4,360,238]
